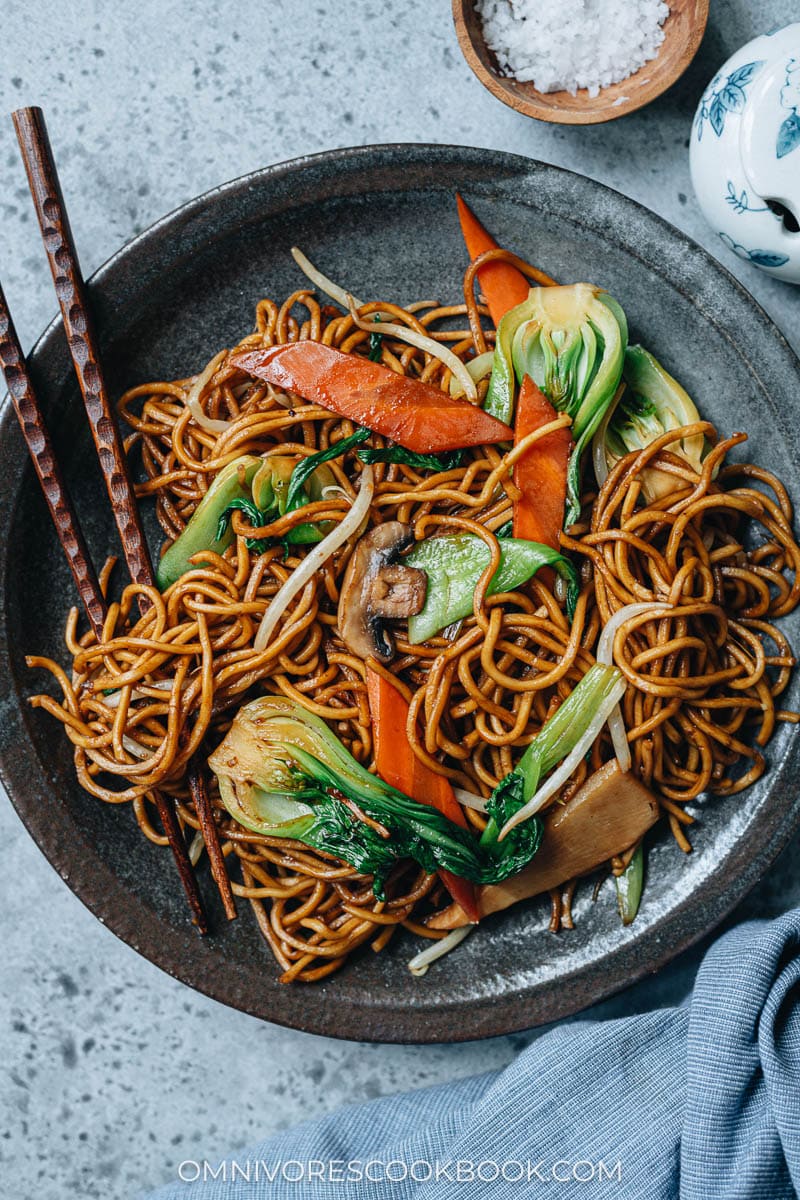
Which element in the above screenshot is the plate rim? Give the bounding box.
[2,141,799,1043]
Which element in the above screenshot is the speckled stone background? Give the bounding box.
[1,2,799,1197]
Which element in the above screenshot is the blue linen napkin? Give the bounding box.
[148,908,800,1199]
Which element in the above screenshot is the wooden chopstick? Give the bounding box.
[189,760,237,921]
[12,107,154,593]
[10,105,233,929]
[0,276,209,934]
[0,283,106,638]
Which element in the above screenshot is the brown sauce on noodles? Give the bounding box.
[28,262,800,982]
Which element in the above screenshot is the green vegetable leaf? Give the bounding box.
[285,429,463,525]
[285,427,371,512]
[597,344,706,503]
[485,283,628,524]
[215,499,298,556]
[483,770,532,849]
[480,664,622,847]
[296,783,542,900]
[368,316,383,362]
[357,445,463,473]
[615,841,644,926]
[209,696,544,900]
[155,455,261,590]
[406,533,578,643]
[216,496,264,542]
[162,446,346,583]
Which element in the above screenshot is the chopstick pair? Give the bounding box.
[0,106,236,931]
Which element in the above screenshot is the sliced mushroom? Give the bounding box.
[337,522,427,662]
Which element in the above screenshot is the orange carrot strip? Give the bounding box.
[232,343,512,453]
[456,193,531,325]
[365,665,480,923]
[512,375,573,549]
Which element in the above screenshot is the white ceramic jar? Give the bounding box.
[690,22,800,284]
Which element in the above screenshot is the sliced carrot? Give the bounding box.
[365,665,480,924]
[456,193,531,326]
[512,375,573,550]
[231,343,512,453]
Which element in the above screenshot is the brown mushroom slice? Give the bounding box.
[427,759,660,930]
[337,521,427,662]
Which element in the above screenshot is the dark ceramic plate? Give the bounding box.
[2,145,799,1043]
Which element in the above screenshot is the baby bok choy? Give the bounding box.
[593,345,705,502]
[208,697,544,900]
[485,283,628,524]
[479,664,627,846]
[156,455,261,590]
[404,533,578,644]
[615,842,645,926]
[155,452,339,590]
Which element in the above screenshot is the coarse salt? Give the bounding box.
[476,0,669,98]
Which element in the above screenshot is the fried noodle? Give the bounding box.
[28,259,800,981]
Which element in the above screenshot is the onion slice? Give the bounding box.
[408,927,472,977]
[346,297,478,405]
[186,350,231,433]
[597,602,670,772]
[448,350,495,397]
[188,830,206,867]
[497,674,628,842]
[453,786,488,813]
[291,246,479,403]
[253,465,375,653]
[290,246,364,311]
[102,679,177,708]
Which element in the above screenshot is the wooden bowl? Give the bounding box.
[453,0,710,125]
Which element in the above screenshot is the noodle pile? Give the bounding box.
[28,262,800,981]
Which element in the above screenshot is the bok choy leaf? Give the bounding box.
[157,447,347,590]
[615,841,645,926]
[480,664,624,846]
[218,453,341,553]
[485,283,628,524]
[156,455,261,590]
[405,533,578,643]
[596,345,706,502]
[356,445,463,473]
[208,697,543,900]
[284,428,371,511]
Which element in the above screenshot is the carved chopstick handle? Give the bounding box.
[12,106,155,592]
[189,760,237,922]
[11,108,210,934]
[0,282,106,639]
[0,284,206,928]
[152,790,209,934]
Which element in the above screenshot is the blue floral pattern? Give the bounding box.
[777,58,800,158]
[695,61,765,140]
[724,180,770,215]
[719,232,789,269]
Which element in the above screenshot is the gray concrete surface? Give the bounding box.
[1,2,799,1197]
